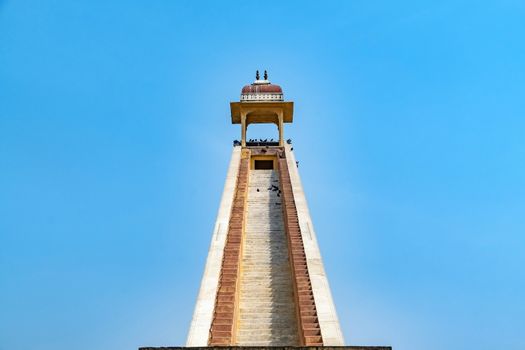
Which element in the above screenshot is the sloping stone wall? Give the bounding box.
[208,149,251,345]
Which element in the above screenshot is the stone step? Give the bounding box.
[239,296,294,300]
[237,333,298,341]
[242,249,289,253]
[237,329,298,336]
[237,314,296,320]
[238,308,297,313]
[237,322,297,329]
[235,339,299,345]
[239,303,295,308]
[239,294,294,299]
[240,278,293,283]
[238,315,297,321]
[242,270,290,277]
[239,302,296,308]
[241,253,289,257]
[241,270,292,274]
[239,289,294,294]
[245,227,285,230]
[239,277,293,280]
[240,281,293,285]
[239,288,294,293]
[244,240,287,242]
[242,263,291,267]
[240,280,291,284]
[241,256,289,260]
[240,286,294,290]
[240,287,293,292]
[243,247,287,250]
[241,259,289,262]
[242,263,290,266]
[241,255,289,258]
[235,342,299,346]
[242,257,289,259]
[245,223,284,226]
[238,308,296,313]
[235,337,299,344]
[243,238,288,241]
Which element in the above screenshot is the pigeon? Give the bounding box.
[291,147,294,151]
[287,139,292,144]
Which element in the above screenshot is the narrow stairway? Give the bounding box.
[235,169,299,346]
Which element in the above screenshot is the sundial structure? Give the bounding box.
[140,72,391,350]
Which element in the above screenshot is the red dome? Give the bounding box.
[240,72,284,102]
[241,84,283,94]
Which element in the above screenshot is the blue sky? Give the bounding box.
[1,1,524,349]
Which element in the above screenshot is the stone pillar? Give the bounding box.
[241,111,247,147]
[278,110,284,147]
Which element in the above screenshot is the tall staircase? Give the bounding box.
[235,169,300,346]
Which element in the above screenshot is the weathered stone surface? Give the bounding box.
[236,170,299,346]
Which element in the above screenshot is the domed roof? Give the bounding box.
[241,83,282,94]
[240,71,284,102]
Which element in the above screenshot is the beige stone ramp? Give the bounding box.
[235,169,300,346]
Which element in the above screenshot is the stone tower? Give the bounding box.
[186,72,345,347]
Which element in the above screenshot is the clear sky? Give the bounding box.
[1,1,524,349]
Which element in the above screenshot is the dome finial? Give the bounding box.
[255,70,260,80]
[264,70,268,80]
